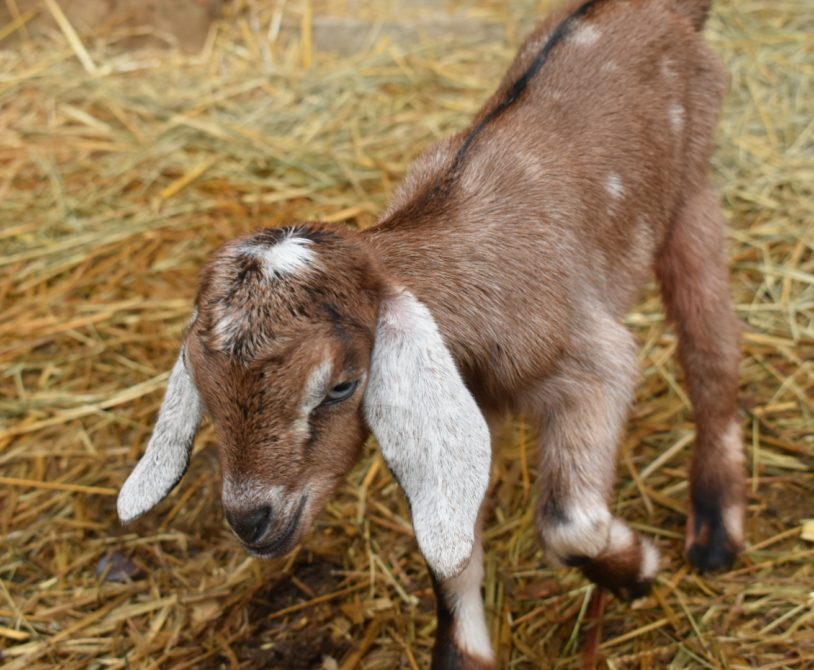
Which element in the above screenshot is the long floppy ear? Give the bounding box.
[363,289,492,580]
[117,349,204,523]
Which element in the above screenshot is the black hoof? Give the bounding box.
[687,508,740,573]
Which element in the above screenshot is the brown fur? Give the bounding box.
[178,0,741,663]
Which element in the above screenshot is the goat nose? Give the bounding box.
[226,506,272,544]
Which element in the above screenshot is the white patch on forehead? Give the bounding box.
[669,102,685,133]
[241,234,315,277]
[572,22,601,47]
[605,172,624,199]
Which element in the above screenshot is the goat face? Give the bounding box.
[191,226,381,555]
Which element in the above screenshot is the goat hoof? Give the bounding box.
[685,502,742,573]
[686,519,740,573]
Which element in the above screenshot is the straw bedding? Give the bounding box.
[1,0,812,668]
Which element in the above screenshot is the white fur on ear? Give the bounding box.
[364,290,491,580]
[117,350,204,523]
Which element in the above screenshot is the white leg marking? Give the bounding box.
[720,420,745,545]
[607,518,635,553]
[445,544,494,662]
[723,504,745,546]
[543,500,612,563]
[639,537,661,581]
[721,420,745,467]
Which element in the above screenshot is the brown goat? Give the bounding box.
[118,0,745,666]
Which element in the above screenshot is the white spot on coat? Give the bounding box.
[669,103,685,133]
[660,58,677,80]
[605,172,625,199]
[572,22,601,46]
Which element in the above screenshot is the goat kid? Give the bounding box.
[119,0,745,666]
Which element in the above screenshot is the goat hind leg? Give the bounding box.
[657,184,746,572]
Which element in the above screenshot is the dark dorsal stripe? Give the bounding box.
[450,0,607,175]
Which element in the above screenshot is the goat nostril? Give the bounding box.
[228,506,272,545]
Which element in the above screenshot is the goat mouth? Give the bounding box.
[246,496,307,558]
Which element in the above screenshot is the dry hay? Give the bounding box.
[1,0,812,668]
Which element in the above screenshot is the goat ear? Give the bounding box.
[117,349,204,523]
[363,290,492,580]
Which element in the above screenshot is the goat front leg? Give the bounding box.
[430,535,495,670]
[533,316,660,601]
[657,184,745,572]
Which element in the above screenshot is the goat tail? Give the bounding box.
[669,0,713,30]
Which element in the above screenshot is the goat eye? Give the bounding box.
[324,380,359,404]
